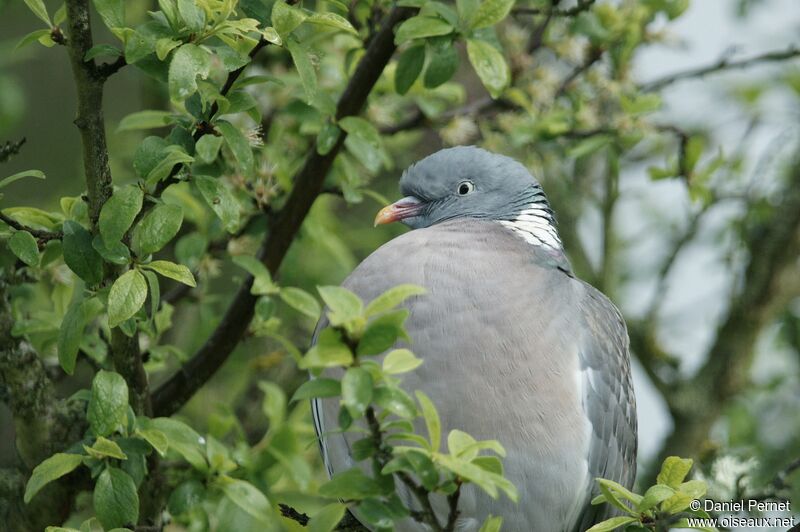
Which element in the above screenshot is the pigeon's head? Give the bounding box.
[375,146,551,229]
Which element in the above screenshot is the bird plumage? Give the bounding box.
[311,147,636,531]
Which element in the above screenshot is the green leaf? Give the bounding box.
[169,44,212,101]
[586,516,638,532]
[92,0,125,29]
[638,484,675,512]
[62,221,103,286]
[316,123,341,156]
[194,175,240,232]
[260,27,282,45]
[23,0,51,25]
[373,385,417,419]
[271,1,307,36]
[58,296,91,375]
[340,117,385,173]
[424,43,459,88]
[145,418,206,470]
[394,16,453,44]
[220,479,273,523]
[137,428,168,456]
[568,135,612,158]
[319,468,383,500]
[108,269,148,327]
[596,479,639,515]
[415,390,441,451]
[365,284,426,316]
[341,367,373,417]
[88,370,129,437]
[142,260,196,287]
[176,0,205,32]
[216,121,255,175]
[145,146,193,187]
[436,453,517,502]
[306,12,357,34]
[479,515,503,532]
[9,230,39,267]
[468,0,515,29]
[466,39,509,98]
[290,378,341,402]
[300,328,353,369]
[660,491,693,513]
[93,467,139,529]
[280,287,321,320]
[318,285,363,326]
[84,436,127,460]
[382,349,422,374]
[395,44,426,95]
[357,313,405,356]
[155,37,181,60]
[309,503,347,532]
[15,29,52,50]
[232,255,276,295]
[131,204,183,257]
[85,44,123,61]
[117,110,173,131]
[99,185,143,246]
[24,453,84,503]
[195,134,224,164]
[92,235,131,265]
[0,169,45,189]
[286,38,317,103]
[657,456,693,489]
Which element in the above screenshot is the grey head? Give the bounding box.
[375,146,566,260]
[375,146,554,229]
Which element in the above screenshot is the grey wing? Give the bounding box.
[573,284,638,532]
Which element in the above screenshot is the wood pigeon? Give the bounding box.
[312,146,637,531]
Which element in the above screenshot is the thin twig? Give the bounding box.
[152,5,418,416]
[513,0,596,17]
[279,504,310,525]
[0,138,26,163]
[554,45,604,98]
[0,212,63,241]
[641,45,800,92]
[96,55,127,80]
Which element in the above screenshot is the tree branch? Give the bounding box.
[0,212,63,242]
[152,6,417,416]
[64,0,114,226]
[0,138,26,164]
[554,45,604,98]
[512,0,597,17]
[641,45,800,92]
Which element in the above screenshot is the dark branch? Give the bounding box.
[96,55,127,80]
[513,0,596,17]
[554,45,604,98]
[278,504,310,526]
[64,0,114,226]
[0,212,63,241]
[641,45,800,92]
[152,6,417,416]
[0,138,26,164]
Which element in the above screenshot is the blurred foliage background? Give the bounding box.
[1,0,800,530]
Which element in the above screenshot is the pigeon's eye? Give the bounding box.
[457,181,475,195]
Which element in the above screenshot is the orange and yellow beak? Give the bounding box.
[374,196,424,226]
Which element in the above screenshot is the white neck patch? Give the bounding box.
[498,204,563,251]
